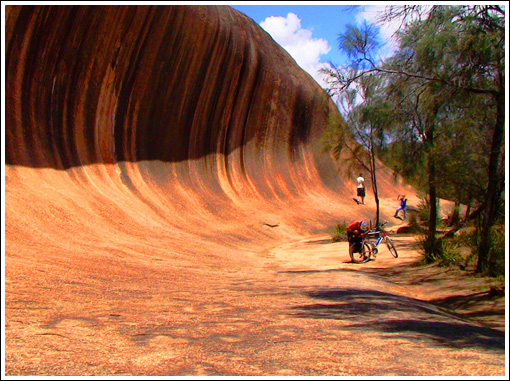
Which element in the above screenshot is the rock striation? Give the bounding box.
[6,6,334,171]
[5,5,364,240]
[4,3,420,258]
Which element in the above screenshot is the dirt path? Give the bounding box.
[266,234,505,331]
[255,234,506,376]
[5,234,506,376]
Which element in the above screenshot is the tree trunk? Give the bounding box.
[370,153,380,227]
[425,153,438,257]
[476,89,505,274]
[423,109,439,258]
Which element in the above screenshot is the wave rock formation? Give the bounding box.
[7,4,390,251]
[5,4,422,273]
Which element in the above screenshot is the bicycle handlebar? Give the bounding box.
[366,221,389,236]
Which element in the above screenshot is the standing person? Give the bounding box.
[395,194,408,220]
[356,173,365,204]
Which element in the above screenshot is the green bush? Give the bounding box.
[454,224,505,276]
[419,224,505,278]
[438,239,463,266]
[331,221,348,242]
[488,224,505,277]
[419,236,462,267]
[417,196,431,224]
[406,211,425,233]
[417,195,444,228]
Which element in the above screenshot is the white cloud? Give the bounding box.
[259,13,332,88]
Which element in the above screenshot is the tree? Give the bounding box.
[338,74,393,226]
[385,5,505,274]
[385,70,460,256]
[322,5,505,273]
[323,23,394,227]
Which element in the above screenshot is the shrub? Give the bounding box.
[407,211,425,233]
[331,221,348,242]
[438,239,463,266]
[488,224,505,277]
[417,195,442,227]
[419,236,462,267]
[418,223,505,278]
[454,224,505,277]
[417,195,431,223]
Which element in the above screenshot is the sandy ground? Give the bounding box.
[5,232,506,377]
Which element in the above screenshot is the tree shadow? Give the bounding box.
[367,319,504,351]
[279,268,352,275]
[290,288,505,351]
[429,291,506,323]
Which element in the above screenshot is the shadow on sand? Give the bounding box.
[289,288,505,351]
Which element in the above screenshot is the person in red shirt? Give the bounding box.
[346,219,369,253]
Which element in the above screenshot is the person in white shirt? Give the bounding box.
[356,173,365,205]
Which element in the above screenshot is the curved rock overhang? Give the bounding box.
[5,5,412,254]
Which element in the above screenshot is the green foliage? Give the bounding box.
[339,21,381,68]
[433,111,491,205]
[419,236,462,266]
[331,221,348,242]
[379,141,427,191]
[465,224,506,277]
[375,5,503,209]
[418,223,505,278]
[416,195,440,226]
[487,225,505,277]
[321,113,349,160]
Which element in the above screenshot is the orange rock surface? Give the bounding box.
[4,5,503,376]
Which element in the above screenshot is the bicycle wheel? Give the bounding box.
[349,241,373,263]
[385,237,398,258]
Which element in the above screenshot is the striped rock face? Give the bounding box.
[7,4,399,246]
[4,3,419,277]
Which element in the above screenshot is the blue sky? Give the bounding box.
[231,4,356,65]
[229,4,400,89]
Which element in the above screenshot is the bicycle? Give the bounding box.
[366,222,398,258]
[348,222,398,264]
